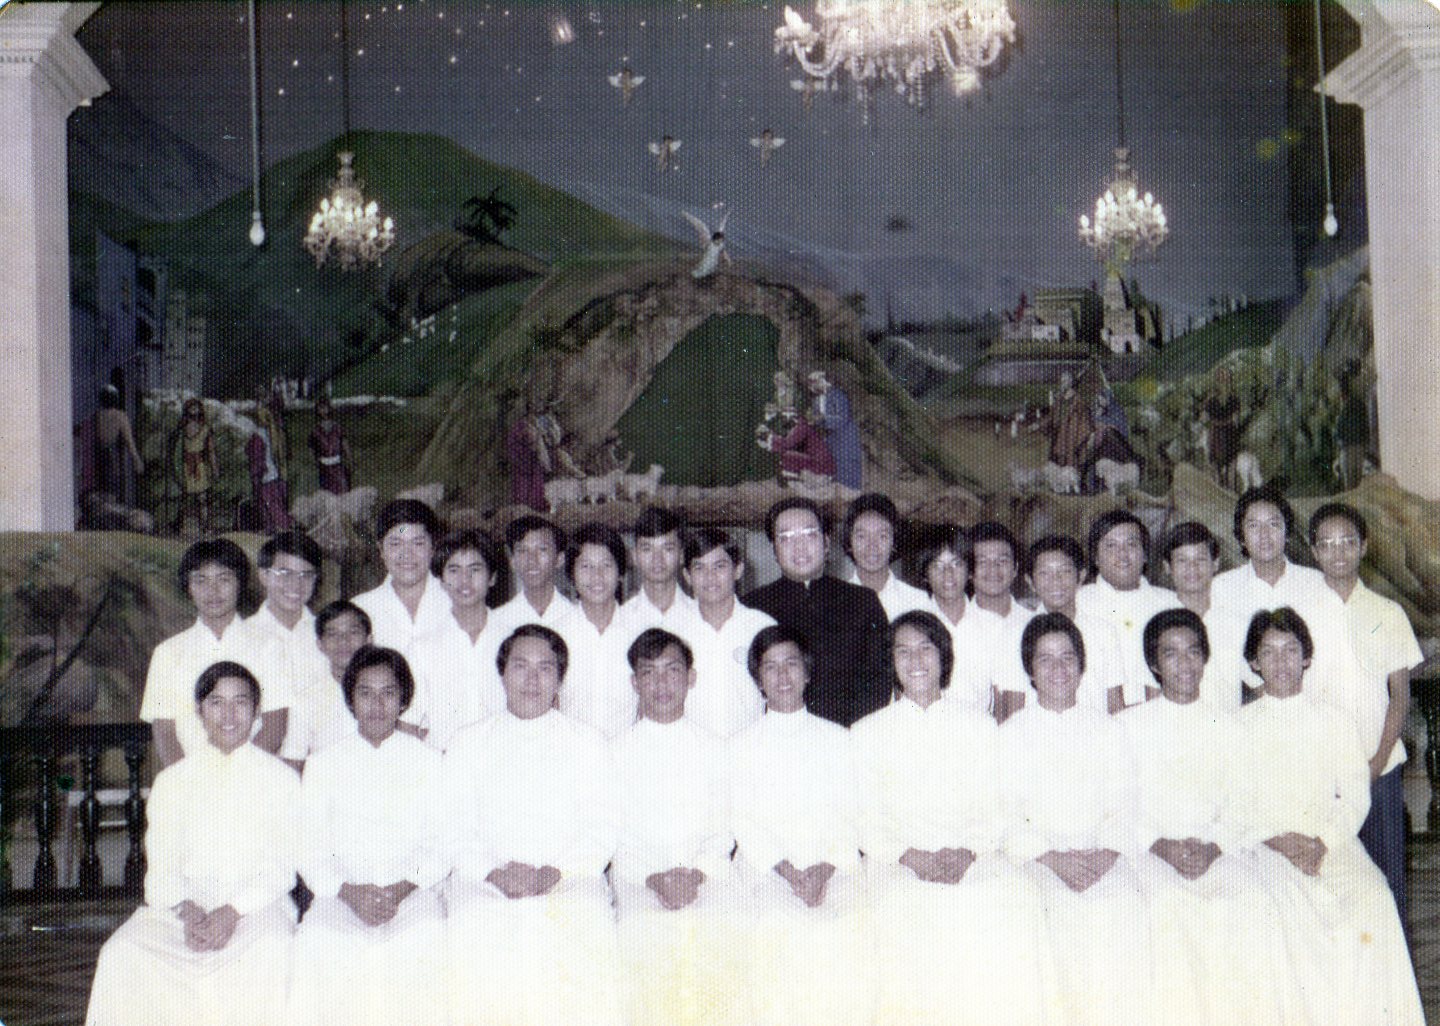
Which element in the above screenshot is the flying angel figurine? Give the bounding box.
[750,128,786,166]
[683,207,731,279]
[648,135,681,172]
[608,65,644,106]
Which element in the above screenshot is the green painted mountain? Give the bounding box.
[72,131,679,396]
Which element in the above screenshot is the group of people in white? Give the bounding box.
[84,484,1427,1025]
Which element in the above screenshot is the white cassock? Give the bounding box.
[997,703,1153,1026]
[1209,561,1361,701]
[140,617,291,758]
[351,575,453,652]
[922,597,1021,713]
[1120,698,1294,1025]
[443,710,623,1026]
[728,709,877,1026]
[611,717,745,1026]
[851,696,1052,1026]
[403,614,506,751]
[86,744,299,1026]
[682,601,774,740]
[553,604,643,739]
[289,731,452,1026]
[1237,693,1424,1026]
[995,607,1126,715]
[1075,578,1176,706]
[845,569,929,621]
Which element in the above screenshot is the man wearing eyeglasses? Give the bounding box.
[741,497,889,727]
[1310,502,1423,923]
[251,530,331,768]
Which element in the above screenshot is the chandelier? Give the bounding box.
[303,0,395,270]
[1077,0,1167,271]
[305,151,395,270]
[1078,146,1168,269]
[774,1,1016,116]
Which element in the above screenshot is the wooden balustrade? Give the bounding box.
[0,722,151,901]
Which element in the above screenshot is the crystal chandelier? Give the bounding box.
[1079,146,1168,269]
[303,0,395,271]
[774,1,1016,116]
[1077,0,1167,271]
[305,151,395,270]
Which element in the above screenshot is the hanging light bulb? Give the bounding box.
[249,209,266,247]
[245,0,266,248]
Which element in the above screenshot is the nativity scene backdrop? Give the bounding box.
[5,0,1438,731]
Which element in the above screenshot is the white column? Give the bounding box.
[0,3,105,530]
[1328,0,1440,500]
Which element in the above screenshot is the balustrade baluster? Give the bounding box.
[78,744,103,894]
[31,747,57,894]
[123,742,147,892]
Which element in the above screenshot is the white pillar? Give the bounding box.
[0,3,105,530]
[1328,0,1440,500]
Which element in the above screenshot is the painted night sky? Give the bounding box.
[66,1,1343,327]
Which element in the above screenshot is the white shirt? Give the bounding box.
[851,695,1002,863]
[610,717,733,883]
[683,600,775,739]
[298,730,451,897]
[444,709,617,882]
[1337,579,1423,773]
[728,709,868,874]
[924,596,1021,713]
[617,586,698,635]
[995,606,1126,713]
[489,588,576,635]
[553,603,644,739]
[1076,577,1177,705]
[351,575,453,652]
[279,661,355,762]
[143,742,300,915]
[248,603,329,683]
[404,613,507,751]
[846,569,929,621]
[140,617,290,757]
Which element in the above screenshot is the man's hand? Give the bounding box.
[646,867,705,910]
[1150,837,1223,881]
[1264,832,1327,877]
[486,862,562,899]
[1037,848,1120,893]
[899,847,976,884]
[774,859,836,907]
[339,881,400,926]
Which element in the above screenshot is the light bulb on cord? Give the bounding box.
[1322,203,1338,238]
[249,209,267,246]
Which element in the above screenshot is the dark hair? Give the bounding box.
[889,610,954,698]
[1233,483,1295,558]
[764,496,828,543]
[1159,521,1220,563]
[1243,607,1315,664]
[314,599,372,640]
[195,660,261,706]
[1086,510,1151,571]
[341,645,416,713]
[911,525,971,593]
[566,522,629,599]
[1025,534,1085,578]
[99,385,123,410]
[1308,502,1368,545]
[633,506,686,541]
[682,526,742,570]
[747,624,814,685]
[969,520,1019,564]
[1142,608,1211,684]
[840,493,902,561]
[1020,612,1087,680]
[627,628,695,671]
[178,538,255,611]
[375,498,440,545]
[504,513,566,553]
[257,529,323,583]
[497,624,569,681]
[431,528,509,606]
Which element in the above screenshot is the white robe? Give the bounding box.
[997,702,1152,1026]
[86,743,299,1026]
[553,604,643,739]
[404,613,507,751]
[682,601,774,740]
[443,710,623,1026]
[140,617,290,758]
[611,717,745,1026]
[727,709,877,1026]
[289,731,452,1026]
[1237,693,1424,1026]
[845,569,929,621]
[1120,697,1294,1025]
[852,696,1052,1026]
[351,574,453,652]
[995,606,1126,714]
[922,597,1014,713]
[1074,577,1176,706]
